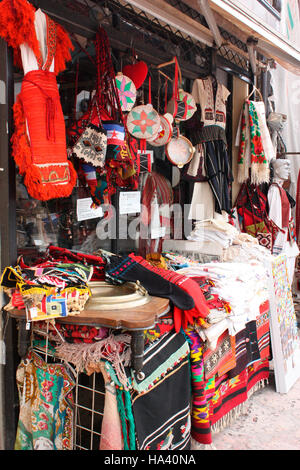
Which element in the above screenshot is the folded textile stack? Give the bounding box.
[0,260,93,320]
[222,238,273,263]
[187,218,240,249]
[43,245,106,281]
[178,260,269,338]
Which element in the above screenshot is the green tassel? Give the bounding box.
[115,387,129,450]
[124,390,136,450]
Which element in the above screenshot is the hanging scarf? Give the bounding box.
[237,101,269,185]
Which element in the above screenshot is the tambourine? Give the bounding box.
[127,104,161,141]
[166,134,195,168]
[115,73,137,112]
[148,113,173,147]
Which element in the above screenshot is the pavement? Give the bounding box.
[210,370,300,450]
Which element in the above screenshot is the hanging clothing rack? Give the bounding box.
[279,152,300,157]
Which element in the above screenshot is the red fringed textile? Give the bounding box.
[0,0,73,75]
[54,23,74,76]
[186,328,269,445]
[13,70,77,200]
[0,0,40,63]
[0,0,76,201]
[128,253,210,331]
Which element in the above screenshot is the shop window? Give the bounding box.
[15,51,137,260]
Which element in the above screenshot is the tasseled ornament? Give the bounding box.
[55,333,132,388]
[115,387,136,450]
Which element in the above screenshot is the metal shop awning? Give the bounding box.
[125,0,300,75]
[187,0,300,75]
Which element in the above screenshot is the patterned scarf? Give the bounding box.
[238,101,269,185]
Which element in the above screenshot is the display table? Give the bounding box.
[8,296,170,378]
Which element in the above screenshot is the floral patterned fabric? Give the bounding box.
[237,100,269,185]
[15,350,75,450]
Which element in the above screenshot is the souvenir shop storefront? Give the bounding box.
[1,0,300,452]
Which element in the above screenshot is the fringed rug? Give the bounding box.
[131,332,191,450]
[185,327,269,445]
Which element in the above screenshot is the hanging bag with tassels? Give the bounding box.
[72,97,107,168]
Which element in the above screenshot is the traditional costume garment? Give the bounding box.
[268,181,299,284]
[15,350,75,450]
[130,332,191,450]
[0,0,76,200]
[236,100,274,185]
[185,77,232,216]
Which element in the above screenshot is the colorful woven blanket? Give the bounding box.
[185,327,269,445]
[130,332,191,450]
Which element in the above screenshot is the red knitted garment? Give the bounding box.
[0,0,73,75]
[128,253,210,331]
[13,70,77,200]
[0,0,76,200]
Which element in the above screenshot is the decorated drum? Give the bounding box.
[166,134,195,168]
[167,97,187,121]
[115,73,137,112]
[178,89,196,120]
[167,88,196,121]
[149,113,173,147]
[127,104,161,141]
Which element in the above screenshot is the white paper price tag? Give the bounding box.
[77,198,103,221]
[119,191,141,215]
